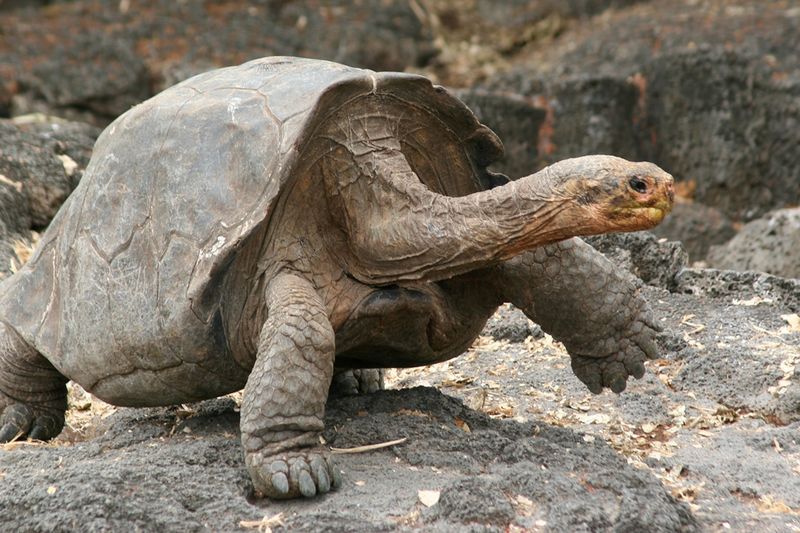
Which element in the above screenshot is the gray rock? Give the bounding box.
[707,208,800,279]
[483,304,543,343]
[14,34,149,124]
[0,117,99,277]
[641,48,800,221]
[2,0,438,125]
[0,387,698,532]
[479,73,641,168]
[652,201,736,263]
[585,232,688,289]
[405,280,800,531]
[0,0,53,10]
[674,268,800,313]
[545,75,640,163]
[665,269,800,422]
[476,0,650,24]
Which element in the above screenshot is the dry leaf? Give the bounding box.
[732,296,772,306]
[418,490,440,507]
[484,403,515,418]
[466,389,487,411]
[671,483,703,502]
[665,465,685,482]
[577,413,611,425]
[781,314,800,332]
[240,513,285,532]
[758,495,798,514]
[669,405,686,417]
[514,494,535,516]
[441,376,475,388]
[515,495,534,507]
[680,314,706,334]
[57,154,79,177]
[0,173,23,192]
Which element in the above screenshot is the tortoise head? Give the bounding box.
[558,156,675,233]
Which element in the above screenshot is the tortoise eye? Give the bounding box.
[628,177,649,194]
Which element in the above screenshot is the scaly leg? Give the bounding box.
[241,273,340,499]
[0,320,67,442]
[493,238,660,393]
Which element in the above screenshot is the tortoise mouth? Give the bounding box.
[634,205,669,224]
[609,199,672,230]
[632,199,672,224]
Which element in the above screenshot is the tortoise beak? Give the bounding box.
[626,171,674,227]
[653,173,675,219]
[596,163,676,231]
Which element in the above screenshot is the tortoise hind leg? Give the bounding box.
[329,368,384,397]
[0,321,67,442]
[241,273,340,499]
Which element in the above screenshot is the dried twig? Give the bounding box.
[330,437,407,454]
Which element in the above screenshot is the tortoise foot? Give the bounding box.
[0,321,67,442]
[246,447,342,499]
[569,299,661,394]
[570,327,658,394]
[0,401,65,442]
[330,368,384,397]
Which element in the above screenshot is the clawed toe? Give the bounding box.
[567,311,663,394]
[247,448,341,499]
[330,368,385,397]
[0,402,64,443]
[0,403,32,442]
[571,348,649,394]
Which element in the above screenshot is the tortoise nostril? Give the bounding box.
[628,177,648,194]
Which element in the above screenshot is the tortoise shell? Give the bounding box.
[0,57,504,403]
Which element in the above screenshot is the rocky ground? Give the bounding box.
[1,0,799,531]
[1,263,798,532]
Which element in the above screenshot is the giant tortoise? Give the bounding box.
[0,57,673,499]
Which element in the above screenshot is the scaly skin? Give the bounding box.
[241,273,340,499]
[232,120,673,499]
[320,105,673,287]
[0,321,67,441]
[493,238,660,393]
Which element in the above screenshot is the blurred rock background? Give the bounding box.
[1,0,798,280]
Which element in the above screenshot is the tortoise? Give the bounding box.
[0,57,674,499]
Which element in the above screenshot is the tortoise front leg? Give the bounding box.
[493,238,661,394]
[241,273,340,499]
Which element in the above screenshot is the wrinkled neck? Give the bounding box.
[467,165,599,259]
[324,147,609,285]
